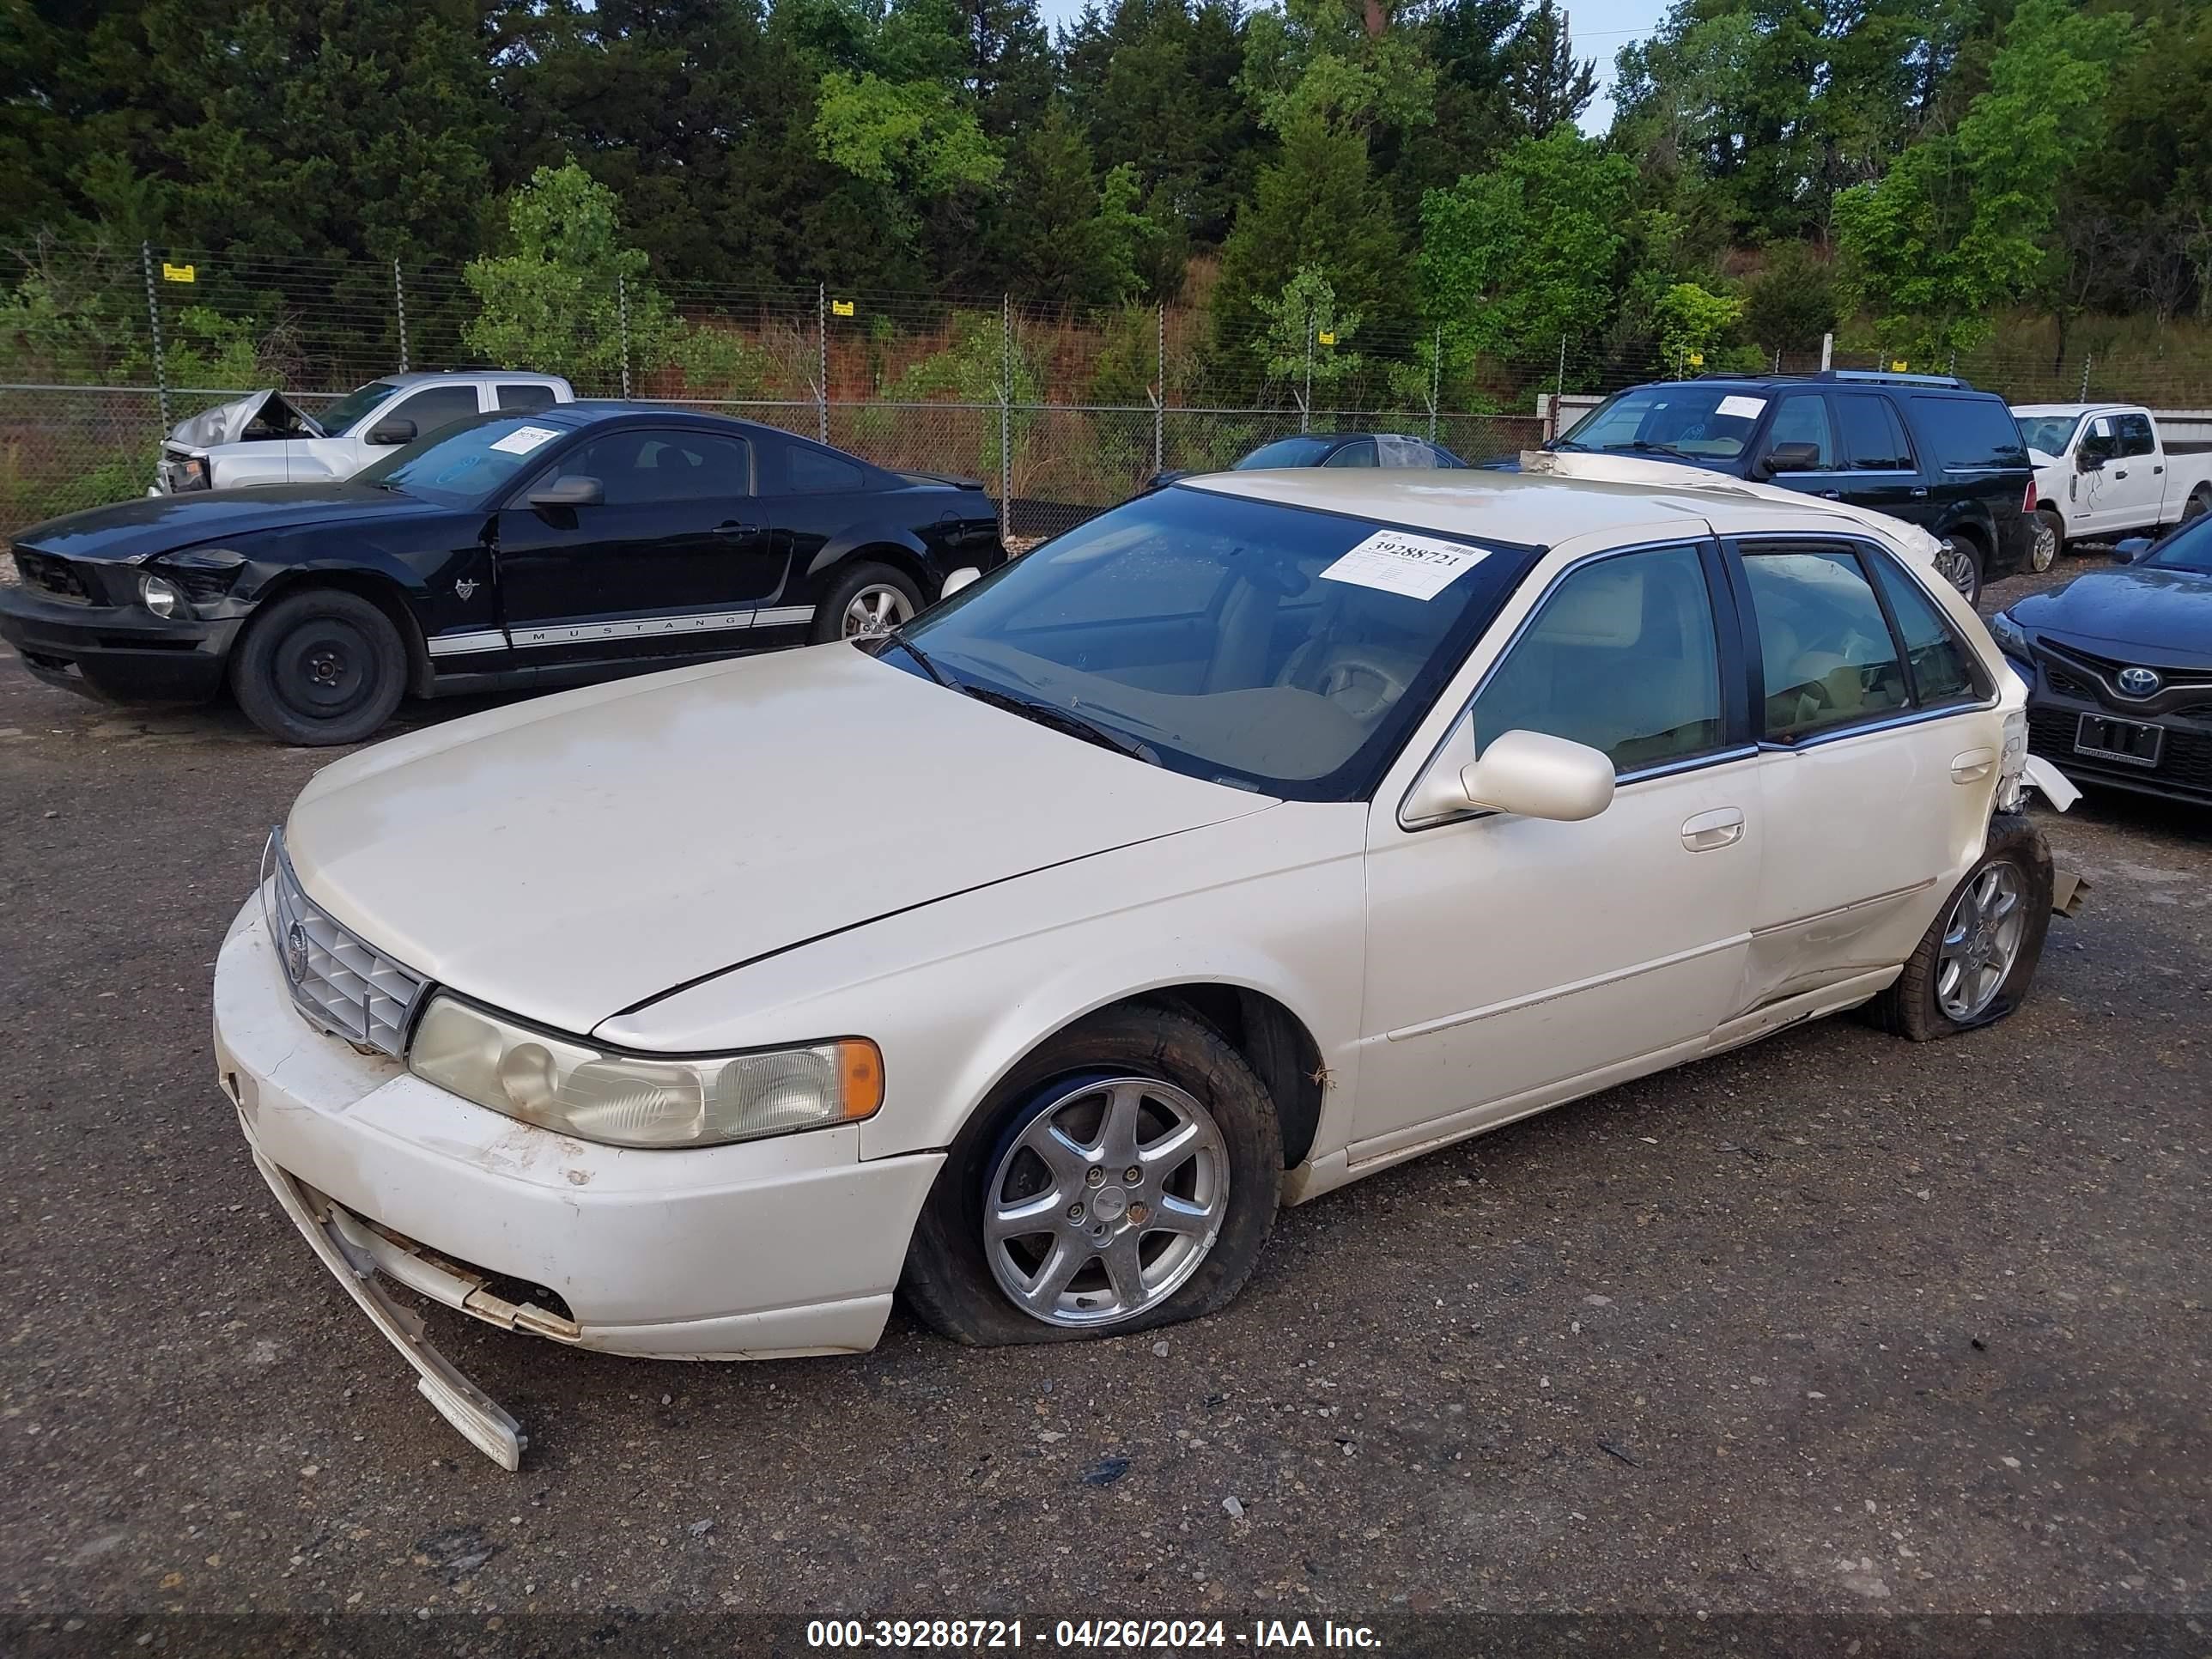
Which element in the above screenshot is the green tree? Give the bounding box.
[1419,126,1636,369]
[1741,241,1842,354]
[1834,0,2137,359]
[1652,281,1743,369]
[1253,264,1364,419]
[462,162,670,389]
[1213,113,1407,357]
[1503,0,1595,139]
[991,103,1153,305]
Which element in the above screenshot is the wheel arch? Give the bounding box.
[973,984,1328,1170]
[245,568,433,696]
[806,533,937,598]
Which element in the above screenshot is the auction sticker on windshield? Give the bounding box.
[490,425,562,456]
[1320,530,1490,601]
[1716,395,1766,419]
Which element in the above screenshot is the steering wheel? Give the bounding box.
[1315,654,1410,722]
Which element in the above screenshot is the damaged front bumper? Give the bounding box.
[242,1139,532,1470]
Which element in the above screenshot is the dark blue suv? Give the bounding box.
[1540,371,2037,604]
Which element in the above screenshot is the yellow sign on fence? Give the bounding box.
[1891,359,1909,372]
[1687,350,1705,368]
[1316,331,1336,346]
[161,263,196,283]
[830,298,855,317]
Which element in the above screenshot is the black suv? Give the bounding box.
[1541,371,2036,603]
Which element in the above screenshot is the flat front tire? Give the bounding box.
[1868,814,2053,1041]
[229,586,407,746]
[901,1005,1283,1346]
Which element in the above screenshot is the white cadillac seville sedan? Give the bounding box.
[213,455,2069,1467]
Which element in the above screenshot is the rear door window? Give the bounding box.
[1836,393,1915,471]
[1740,548,1911,741]
[497,383,557,412]
[2118,412,2155,458]
[1906,394,2030,471]
[1322,440,1379,468]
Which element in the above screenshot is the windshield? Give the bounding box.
[1236,437,1337,469]
[2145,514,2212,574]
[2014,414,2082,456]
[353,414,571,507]
[889,486,1540,799]
[316,380,402,436]
[1558,386,1763,459]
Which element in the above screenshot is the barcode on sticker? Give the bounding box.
[1319,531,1490,601]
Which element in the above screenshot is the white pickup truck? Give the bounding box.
[155,370,575,494]
[2011,402,2212,565]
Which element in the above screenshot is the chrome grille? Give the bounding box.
[261,832,426,1055]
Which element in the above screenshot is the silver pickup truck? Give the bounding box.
[155,370,575,493]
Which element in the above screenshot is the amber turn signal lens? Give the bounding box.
[838,1038,885,1120]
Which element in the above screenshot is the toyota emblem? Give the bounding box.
[285,921,310,981]
[2117,665,2162,698]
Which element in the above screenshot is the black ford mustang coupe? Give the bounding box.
[2,405,1005,744]
[1989,514,2212,805]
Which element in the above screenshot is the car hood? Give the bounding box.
[167,388,325,449]
[284,645,1278,1037]
[2014,565,2212,666]
[15,482,442,563]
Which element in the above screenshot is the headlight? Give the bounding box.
[141,574,185,619]
[1987,610,2031,660]
[407,994,883,1149]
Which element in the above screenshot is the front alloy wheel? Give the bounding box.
[983,1077,1230,1328]
[1936,862,2027,1023]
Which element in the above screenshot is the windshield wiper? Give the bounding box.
[959,684,1159,765]
[878,634,956,689]
[1614,440,1699,462]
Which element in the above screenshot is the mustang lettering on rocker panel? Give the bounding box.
[426,606,817,658]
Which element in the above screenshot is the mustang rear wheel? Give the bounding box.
[229,586,406,746]
[902,1005,1282,1345]
[1867,813,2052,1041]
[811,562,923,644]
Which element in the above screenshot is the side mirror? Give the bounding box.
[365,418,416,447]
[1460,729,1615,822]
[2112,537,2151,566]
[1759,441,1821,477]
[528,474,605,508]
[2075,447,2104,473]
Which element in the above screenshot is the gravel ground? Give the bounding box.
[0,556,2205,1633]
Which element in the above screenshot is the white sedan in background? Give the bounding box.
[213,455,2069,1467]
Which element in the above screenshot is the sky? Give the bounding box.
[1033,0,1673,135]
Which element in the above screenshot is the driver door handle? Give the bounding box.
[1909,485,1929,498]
[713,521,758,537]
[1951,746,1996,784]
[1680,807,1744,852]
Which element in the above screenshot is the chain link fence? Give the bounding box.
[5,237,2210,539]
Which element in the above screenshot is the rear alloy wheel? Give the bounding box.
[2028,510,2063,574]
[1867,813,2053,1041]
[901,1004,1282,1346]
[1935,533,1984,605]
[229,586,406,746]
[810,561,925,645]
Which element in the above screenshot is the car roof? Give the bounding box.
[384,369,568,386]
[513,402,860,448]
[1180,454,1937,552]
[2010,403,2130,416]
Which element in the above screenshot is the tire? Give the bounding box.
[809,561,925,644]
[228,586,407,746]
[1934,532,1984,606]
[901,1004,1283,1346]
[2029,508,2064,573]
[1866,813,2053,1042]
